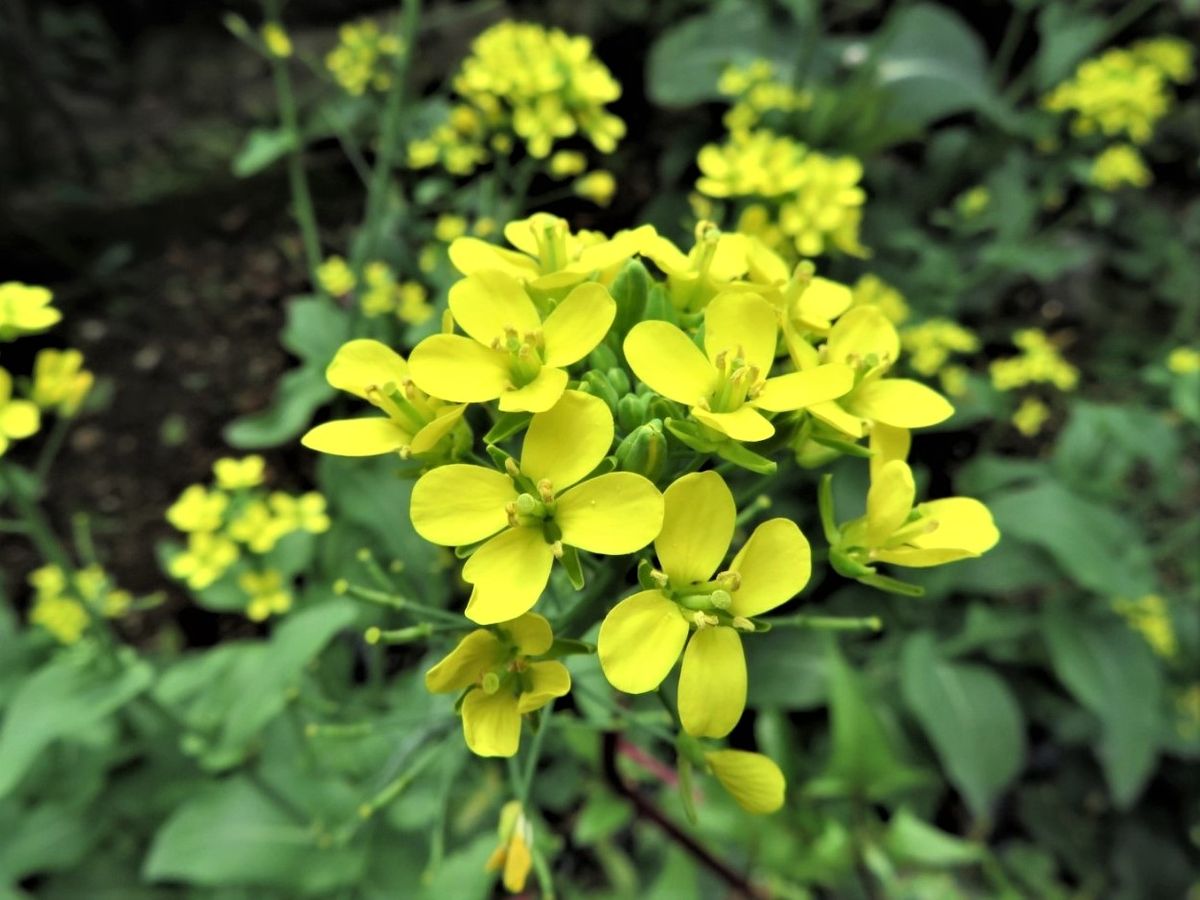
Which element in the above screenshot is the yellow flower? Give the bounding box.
[361,262,398,317]
[326,18,403,95]
[302,339,466,458]
[696,129,808,198]
[1043,47,1171,144]
[396,281,433,325]
[599,471,811,738]
[213,455,266,490]
[1090,144,1151,190]
[410,390,663,624]
[624,292,853,443]
[425,613,570,757]
[956,185,991,218]
[409,272,615,413]
[226,500,280,552]
[434,214,468,243]
[990,329,1078,392]
[548,150,587,178]
[850,274,909,325]
[317,256,356,296]
[899,318,980,376]
[166,484,229,533]
[1167,347,1200,374]
[1113,594,1177,659]
[705,749,786,814]
[75,564,132,617]
[1130,37,1195,85]
[799,307,955,439]
[240,569,293,621]
[260,22,292,58]
[635,222,754,313]
[31,349,93,416]
[485,801,534,891]
[169,532,239,589]
[1011,397,1050,437]
[268,491,330,534]
[939,364,970,399]
[573,170,616,206]
[836,459,999,571]
[0,282,61,340]
[778,153,867,258]
[0,368,40,457]
[29,593,89,644]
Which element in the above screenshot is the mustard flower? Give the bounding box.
[706,749,786,814]
[166,484,229,533]
[240,569,293,621]
[850,274,909,325]
[317,256,356,297]
[0,282,61,340]
[624,291,853,443]
[1130,37,1195,85]
[573,170,616,206]
[326,19,402,95]
[260,22,292,58]
[30,348,93,416]
[302,339,465,458]
[485,801,534,891]
[409,272,615,413]
[268,491,330,534]
[548,150,587,178]
[410,390,663,624]
[169,532,239,589]
[0,368,40,457]
[1043,48,1171,144]
[599,471,811,738]
[1011,396,1050,437]
[1167,347,1200,374]
[990,329,1078,392]
[899,318,981,376]
[425,613,570,757]
[1113,594,1177,660]
[1090,144,1152,191]
[213,455,266,491]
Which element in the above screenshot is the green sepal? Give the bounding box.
[676,753,699,826]
[715,440,777,475]
[454,539,486,560]
[857,572,925,597]
[817,474,841,545]
[560,545,586,590]
[544,638,595,659]
[829,547,875,579]
[486,444,516,472]
[579,370,621,412]
[483,411,531,444]
[637,558,660,590]
[664,417,722,453]
[811,433,872,457]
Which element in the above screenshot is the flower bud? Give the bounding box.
[615,421,668,482]
[606,366,631,396]
[580,370,620,413]
[617,393,650,432]
[587,343,619,372]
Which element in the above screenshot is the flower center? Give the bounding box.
[365,378,434,434]
[492,325,546,387]
[706,347,765,412]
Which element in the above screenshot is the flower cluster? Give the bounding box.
[407,21,625,184]
[717,59,812,133]
[325,18,403,95]
[28,564,131,645]
[304,213,1000,816]
[317,256,434,326]
[165,455,330,620]
[1043,38,1194,197]
[990,328,1079,392]
[697,129,867,258]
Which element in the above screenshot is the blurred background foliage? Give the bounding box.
[1,0,1198,897]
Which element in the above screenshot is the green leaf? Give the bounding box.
[873,4,999,128]
[882,807,985,868]
[224,365,335,449]
[1033,3,1108,91]
[143,777,365,890]
[900,633,1025,818]
[0,652,153,797]
[746,628,827,710]
[232,127,296,178]
[809,640,924,800]
[574,789,633,845]
[986,479,1156,598]
[1042,607,1163,808]
[1052,402,1181,501]
[280,297,351,366]
[0,800,93,882]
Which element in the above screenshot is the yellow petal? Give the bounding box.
[728,518,811,617]
[448,271,541,346]
[502,832,532,892]
[301,418,411,456]
[849,378,954,428]
[655,471,734,585]
[876,497,999,567]
[692,405,774,442]
[705,750,785,814]
[753,363,854,412]
[703,292,777,374]
[425,629,503,693]
[597,590,689,693]
[867,459,916,546]
[409,404,467,454]
[624,321,714,405]
[409,335,510,402]
[541,282,616,367]
[498,366,568,413]
[326,339,408,399]
[794,277,853,331]
[410,464,514,546]
[521,389,613,489]
[869,422,911,481]
[499,612,553,656]
[826,306,900,367]
[461,689,522,757]
[808,400,865,438]
[449,237,539,280]
[555,473,663,554]
[0,400,40,440]
[501,216,542,256]
[745,238,789,285]
[677,626,745,738]
[463,527,556,625]
[517,660,571,713]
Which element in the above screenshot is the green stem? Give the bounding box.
[33,414,72,485]
[340,583,467,625]
[759,613,882,632]
[519,700,554,806]
[263,0,323,286]
[989,5,1029,87]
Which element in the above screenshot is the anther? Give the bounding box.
[504,458,521,478]
[537,479,555,503]
[731,616,755,632]
[550,540,565,559]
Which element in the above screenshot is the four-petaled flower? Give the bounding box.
[425,613,570,757]
[598,470,810,737]
[411,390,664,623]
[624,291,853,443]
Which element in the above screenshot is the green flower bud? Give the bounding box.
[617,393,650,432]
[580,370,620,412]
[607,366,631,396]
[615,420,668,482]
[587,342,619,372]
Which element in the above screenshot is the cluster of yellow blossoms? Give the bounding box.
[0,283,93,457]
[989,329,1077,437]
[165,455,330,620]
[317,256,433,325]
[325,18,403,95]
[408,21,625,186]
[302,213,1000,817]
[1113,593,1177,660]
[717,59,811,133]
[28,564,131,645]
[697,128,867,258]
[1044,38,1195,192]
